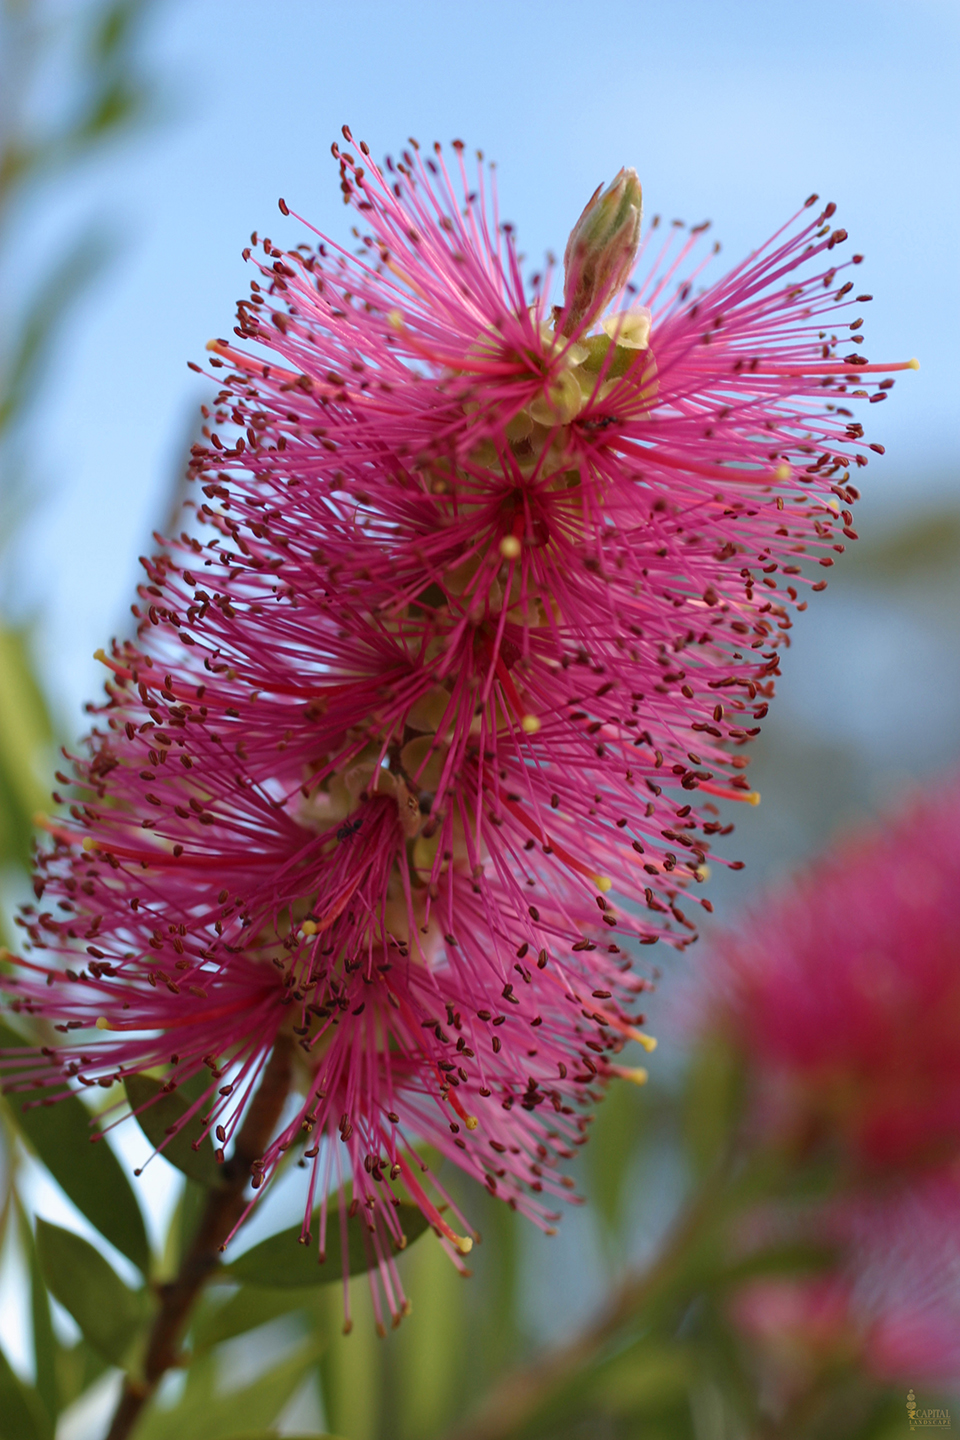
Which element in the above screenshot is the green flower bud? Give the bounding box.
[560,168,643,336]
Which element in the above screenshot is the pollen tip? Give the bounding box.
[465,1115,479,1130]
[774,463,791,481]
[93,648,109,665]
[82,837,96,851]
[499,534,522,559]
[594,875,613,892]
[520,714,541,735]
[746,790,761,806]
[388,309,405,331]
[31,811,47,827]
[908,357,920,370]
[634,1031,657,1052]
[301,920,319,936]
[95,1016,111,1030]
[205,339,224,353]
[455,1234,474,1255]
[624,1066,649,1085]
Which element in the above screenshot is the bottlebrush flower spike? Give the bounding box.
[697,775,960,1175]
[0,131,912,1319]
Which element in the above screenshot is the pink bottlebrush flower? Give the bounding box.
[698,776,960,1175]
[1,132,911,1312]
[731,1175,960,1389]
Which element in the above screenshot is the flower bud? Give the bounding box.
[560,168,643,335]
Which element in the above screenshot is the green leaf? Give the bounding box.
[52,1340,106,1413]
[4,1034,150,1273]
[35,1220,147,1367]
[7,1092,147,1274]
[594,1341,697,1416]
[124,1073,221,1187]
[192,1285,310,1354]
[0,1343,51,1440]
[16,1202,58,1424]
[682,1035,744,1181]
[0,626,53,874]
[225,1201,430,1288]
[584,1075,648,1242]
[133,1341,319,1440]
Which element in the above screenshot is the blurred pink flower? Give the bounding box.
[1,131,909,1309]
[732,1174,960,1389]
[700,777,960,1174]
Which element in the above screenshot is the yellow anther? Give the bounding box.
[594,875,612,893]
[908,357,920,370]
[775,463,792,481]
[633,1031,657,1052]
[93,648,110,666]
[301,920,318,936]
[520,714,541,735]
[622,1066,649,1085]
[205,339,222,352]
[696,863,711,881]
[82,837,97,851]
[95,1017,112,1030]
[464,1115,479,1130]
[745,790,761,806]
[454,1234,474,1256]
[499,534,522,559]
[388,310,405,332]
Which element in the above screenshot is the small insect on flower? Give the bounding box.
[0,129,914,1327]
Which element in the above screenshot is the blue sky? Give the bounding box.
[15,0,960,723]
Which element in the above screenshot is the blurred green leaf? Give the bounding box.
[0,626,53,871]
[844,509,960,582]
[0,1342,51,1440]
[125,1073,221,1188]
[53,1339,106,1414]
[5,1049,150,1272]
[0,238,109,438]
[584,1075,648,1242]
[133,1340,319,1440]
[715,1239,835,1290]
[35,1219,148,1367]
[394,1229,465,1439]
[225,1201,430,1288]
[682,1035,743,1181]
[192,1284,310,1354]
[594,1340,697,1416]
[16,1202,58,1424]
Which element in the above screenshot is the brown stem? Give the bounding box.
[444,1174,724,1440]
[104,1035,293,1440]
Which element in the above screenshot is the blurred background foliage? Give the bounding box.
[0,3,958,1439]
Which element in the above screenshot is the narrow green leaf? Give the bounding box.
[593,1341,697,1416]
[133,1341,319,1440]
[0,1343,50,1440]
[8,1102,146,1271]
[4,1034,150,1273]
[52,1341,106,1413]
[192,1285,309,1353]
[225,1201,430,1288]
[124,1073,221,1187]
[35,1220,147,1367]
[682,1035,744,1181]
[16,1202,58,1424]
[584,1075,648,1241]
